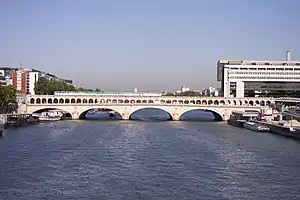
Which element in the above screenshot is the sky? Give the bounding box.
[0,0,300,92]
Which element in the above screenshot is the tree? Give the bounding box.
[95,88,101,92]
[34,77,77,95]
[0,85,17,113]
[34,77,49,95]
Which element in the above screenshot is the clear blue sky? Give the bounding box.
[0,0,299,92]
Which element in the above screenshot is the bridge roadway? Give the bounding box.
[18,95,275,121]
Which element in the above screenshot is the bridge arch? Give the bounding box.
[249,100,254,106]
[78,107,123,120]
[128,106,173,120]
[179,108,223,121]
[36,98,41,104]
[233,100,237,105]
[30,98,35,104]
[239,100,243,106]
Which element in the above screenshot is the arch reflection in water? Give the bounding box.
[82,108,122,120]
[180,109,221,121]
[130,108,172,121]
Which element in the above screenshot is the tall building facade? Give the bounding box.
[217,52,300,97]
[11,69,28,93]
[10,68,73,95]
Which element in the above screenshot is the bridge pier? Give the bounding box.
[72,112,79,120]
[172,113,180,121]
[122,113,130,120]
[222,113,231,121]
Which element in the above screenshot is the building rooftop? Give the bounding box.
[218,60,300,66]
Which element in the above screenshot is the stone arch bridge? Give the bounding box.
[18,95,275,121]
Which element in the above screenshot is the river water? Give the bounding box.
[0,112,300,200]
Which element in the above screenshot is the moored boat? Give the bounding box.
[227,111,260,128]
[227,118,245,127]
[244,121,269,132]
[38,116,61,121]
[33,111,63,122]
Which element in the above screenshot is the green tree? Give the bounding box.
[95,88,101,92]
[0,85,17,113]
[34,77,77,95]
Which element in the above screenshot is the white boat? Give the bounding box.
[244,121,269,132]
[34,111,63,121]
[38,116,62,121]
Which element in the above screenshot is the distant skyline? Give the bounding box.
[1,0,300,91]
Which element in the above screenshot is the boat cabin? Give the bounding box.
[230,111,260,121]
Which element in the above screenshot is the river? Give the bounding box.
[0,111,300,200]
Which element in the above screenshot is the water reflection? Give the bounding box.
[85,108,216,121]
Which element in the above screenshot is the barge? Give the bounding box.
[227,111,260,128]
[244,121,269,132]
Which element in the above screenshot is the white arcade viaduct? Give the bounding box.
[18,95,275,121]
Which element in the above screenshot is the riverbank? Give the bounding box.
[0,114,39,129]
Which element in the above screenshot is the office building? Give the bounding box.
[217,51,300,97]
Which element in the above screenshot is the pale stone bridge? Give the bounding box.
[17,95,275,121]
